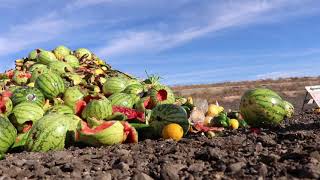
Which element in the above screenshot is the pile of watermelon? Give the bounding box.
[0,46,193,155]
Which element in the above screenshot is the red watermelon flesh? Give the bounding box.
[122,121,138,143]
[112,106,144,122]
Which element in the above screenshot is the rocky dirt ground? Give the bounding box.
[1,77,320,180]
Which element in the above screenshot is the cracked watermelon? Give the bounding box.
[25,113,74,152]
[9,102,44,132]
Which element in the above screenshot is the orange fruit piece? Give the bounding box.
[162,123,184,141]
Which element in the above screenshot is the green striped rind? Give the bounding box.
[35,72,65,99]
[45,105,74,115]
[81,98,112,120]
[240,88,286,126]
[283,100,294,118]
[102,77,127,95]
[127,79,141,86]
[123,84,144,95]
[29,65,49,82]
[0,98,12,117]
[150,104,190,137]
[37,51,58,65]
[29,64,48,73]
[53,46,71,60]
[108,93,135,108]
[25,113,71,152]
[0,116,17,154]
[150,85,175,105]
[11,87,45,106]
[48,61,73,75]
[9,102,44,126]
[63,55,80,68]
[63,87,84,109]
[79,121,124,146]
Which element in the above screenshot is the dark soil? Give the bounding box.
[1,79,320,180]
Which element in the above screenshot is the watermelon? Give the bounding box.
[240,88,287,127]
[29,65,49,82]
[11,87,45,106]
[63,55,80,68]
[53,45,71,60]
[9,102,44,132]
[35,72,65,99]
[37,50,58,65]
[283,100,294,118]
[75,48,92,60]
[112,106,144,121]
[12,71,31,85]
[122,121,138,143]
[102,77,127,95]
[29,63,48,73]
[150,85,175,106]
[25,113,72,152]
[81,98,112,120]
[108,93,135,108]
[45,105,74,115]
[77,120,124,146]
[0,94,13,116]
[149,104,190,137]
[63,87,84,110]
[0,116,17,154]
[123,84,144,95]
[28,49,40,61]
[135,96,153,112]
[48,61,73,75]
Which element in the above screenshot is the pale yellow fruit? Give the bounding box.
[229,119,239,130]
[162,123,184,141]
[207,104,224,117]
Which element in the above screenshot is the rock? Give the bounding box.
[161,164,185,180]
[132,172,154,180]
[113,162,130,171]
[257,163,268,176]
[188,162,205,172]
[94,173,112,180]
[228,162,246,174]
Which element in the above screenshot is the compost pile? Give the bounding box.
[0,46,211,156]
[1,46,315,179]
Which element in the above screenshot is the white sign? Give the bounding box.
[305,85,320,107]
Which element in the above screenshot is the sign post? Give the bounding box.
[302,85,320,110]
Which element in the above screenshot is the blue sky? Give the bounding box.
[0,0,320,85]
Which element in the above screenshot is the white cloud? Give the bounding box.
[96,0,318,57]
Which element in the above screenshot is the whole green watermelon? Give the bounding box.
[35,72,65,99]
[11,87,45,106]
[102,77,127,95]
[108,93,135,108]
[240,88,287,126]
[25,113,72,152]
[0,116,17,154]
[149,104,190,137]
[81,98,112,120]
[45,105,74,115]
